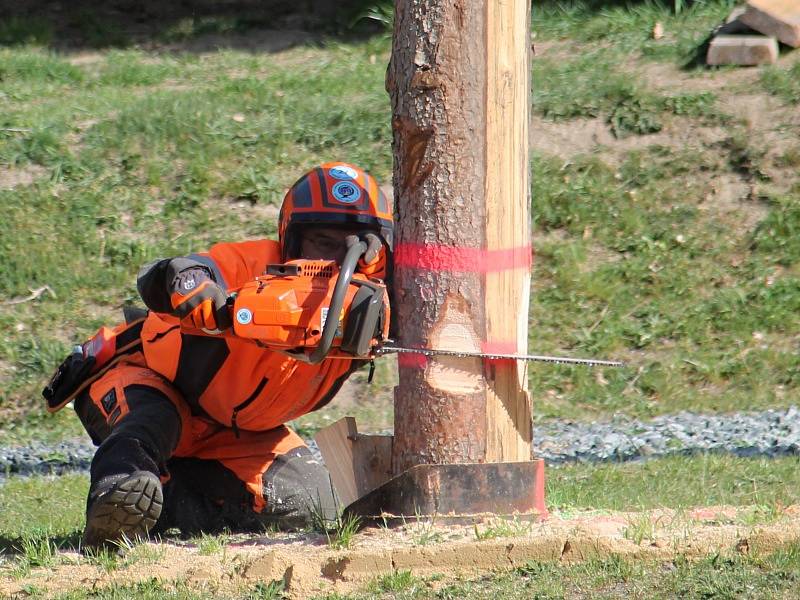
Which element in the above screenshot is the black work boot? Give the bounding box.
[82,470,163,550]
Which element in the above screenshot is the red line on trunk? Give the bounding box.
[394,243,533,273]
[480,341,520,355]
[397,353,429,368]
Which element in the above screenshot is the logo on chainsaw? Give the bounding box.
[331,181,361,204]
[183,278,196,291]
[236,308,253,325]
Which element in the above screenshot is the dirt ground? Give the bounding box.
[532,40,800,194]
[4,505,800,598]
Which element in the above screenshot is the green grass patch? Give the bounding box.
[533,49,722,134]
[534,0,736,64]
[761,60,800,104]
[0,473,87,546]
[0,48,84,84]
[533,51,638,120]
[51,578,285,599]
[530,147,800,419]
[547,454,800,511]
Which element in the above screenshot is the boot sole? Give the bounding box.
[83,471,163,550]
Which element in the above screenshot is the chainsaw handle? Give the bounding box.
[291,238,367,365]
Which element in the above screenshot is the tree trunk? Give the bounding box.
[388,0,532,473]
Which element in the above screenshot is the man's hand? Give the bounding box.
[166,258,231,332]
[349,233,387,280]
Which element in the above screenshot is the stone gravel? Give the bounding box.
[535,405,800,464]
[3,406,800,481]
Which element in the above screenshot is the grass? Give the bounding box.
[529,139,800,420]
[3,455,796,557]
[473,517,531,542]
[307,492,363,550]
[533,0,736,64]
[0,2,797,439]
[47,578,287,599]
[546,455,800,511]
[761,61,800,105]
[194,531,231,557]
[622,513,658,545]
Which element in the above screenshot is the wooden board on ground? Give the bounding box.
[314,417,393,506]
[742,0,800,47]
[707,34,779,65]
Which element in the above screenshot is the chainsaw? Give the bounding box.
[229,239,624,368]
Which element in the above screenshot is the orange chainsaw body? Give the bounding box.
[231,259,390,356]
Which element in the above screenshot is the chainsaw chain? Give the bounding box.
[375,345,624,368]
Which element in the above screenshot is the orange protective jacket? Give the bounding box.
[136,239,359,433]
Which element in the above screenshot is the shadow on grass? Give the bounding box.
[0,0,385,52]
[0,530,83,555]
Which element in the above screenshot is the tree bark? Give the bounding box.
[389,0,532,473]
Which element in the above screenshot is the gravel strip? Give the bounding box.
[535,406,800,464]
[2,406,800,481]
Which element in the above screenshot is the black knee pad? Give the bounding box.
[262,446,340,526]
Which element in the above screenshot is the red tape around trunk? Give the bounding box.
[394,243,533,273]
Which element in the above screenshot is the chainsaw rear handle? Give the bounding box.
[288,238,368,364]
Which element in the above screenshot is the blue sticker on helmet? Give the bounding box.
[329,165,359,180]
[331,181,362,204]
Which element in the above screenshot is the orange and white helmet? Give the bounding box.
[279,162,394,261]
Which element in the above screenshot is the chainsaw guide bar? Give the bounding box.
[374,344,624,368]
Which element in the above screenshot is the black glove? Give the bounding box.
[165,258,231,332]
[42,348,96,410]
[348,233,386,279]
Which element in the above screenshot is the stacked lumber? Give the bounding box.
[706,0,799,66]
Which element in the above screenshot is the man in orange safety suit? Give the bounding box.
[44,162,393,549]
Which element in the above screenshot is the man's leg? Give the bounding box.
[75,368,183,549]
[164,424,339,534]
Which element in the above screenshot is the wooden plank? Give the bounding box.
[742,0,800,47]
[315,417,360,506]
[707,35,779,66]
[314,417,393,506]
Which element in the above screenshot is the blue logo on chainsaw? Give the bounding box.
[331,181,362,204]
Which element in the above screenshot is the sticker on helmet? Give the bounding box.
[236,308,253,325]
[329,165,358,180]
[331,181,362,204]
